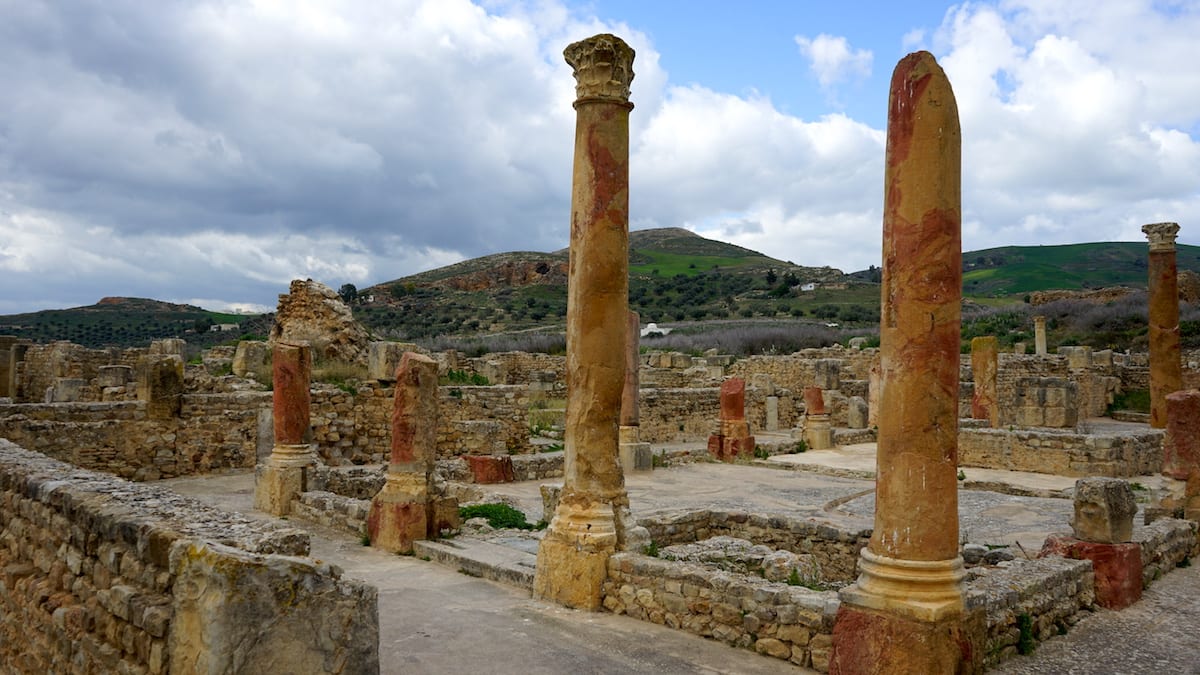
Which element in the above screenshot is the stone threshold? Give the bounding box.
[413,538,537,590]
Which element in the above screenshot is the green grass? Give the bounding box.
[459,503,539,530]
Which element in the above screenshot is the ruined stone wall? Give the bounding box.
[604,553,837,671]
[637,510,868,583]
[959,427,1163,477]
[0,440,378,674]
[463,351,565,386]
[636,388,798,444]
[967,556,1094,667]
[0,393,268,479]
[16,342,147,403]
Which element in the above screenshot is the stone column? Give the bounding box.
[254,342,316,516]
[1143,222,1183,428]
[970,336,999,428]
[831,52,981,675]
[1033,316,1047,356]
[804,386,832,450]
[619,310,652,472]
[534,33,637,610]
[368,352,438,553]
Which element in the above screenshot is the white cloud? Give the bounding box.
[794,33,873,90]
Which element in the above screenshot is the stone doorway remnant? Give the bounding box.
[534,33,638,611]
[830,51,983,674]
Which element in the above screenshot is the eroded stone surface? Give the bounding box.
[1163,389,1200,480]
[270,279,370,365]
[1072,477,1136,543]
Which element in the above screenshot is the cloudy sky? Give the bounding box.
[2,1,1198,314]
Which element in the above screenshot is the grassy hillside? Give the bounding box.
[961,242,1200,295]
[0,298,269,350]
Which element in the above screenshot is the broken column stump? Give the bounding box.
[255,342,316,517]
[369,352,439,554]
[803,386,832,451]
[707,377,755,461]
[830,51,983,675]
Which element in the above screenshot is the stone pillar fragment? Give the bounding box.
[7,342,30,401]
[707,377,755,461]
[619,311,652,472]
[255,342,316,516]
[1033,316,1047,356]
[368,352,438,553]
[970,336,999,427]
[0,335,16,398]
[1040,478,1141,610]
[831,51,982,675]
[232,340,270,378]
[535,33,637,611]
[1143,222,1183,428]
[804,386,832,450]
[1163,389,1200,480]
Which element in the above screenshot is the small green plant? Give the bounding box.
[643,541,660,557]
[443,369,490,386]
[458,503,537,530]
[1180,557,1191,568]
[787,568,801,586]
[753,446,770,460]
[793,439,808,453]
[957,469,967,481]
[1016,613,1035,655]
[651,453,666,468]
[360,533,371,546]
[542,443,564,453]
[449,388,463,399]
[1129,482,1148,492]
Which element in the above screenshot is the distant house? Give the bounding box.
[800,283,817,292]
[640,322,672,337]
[209,323,239,332]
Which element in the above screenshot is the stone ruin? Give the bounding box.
[1,34,1200,675]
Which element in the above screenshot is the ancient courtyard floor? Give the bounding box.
[162,441,1200,674]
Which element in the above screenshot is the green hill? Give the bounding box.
[960,242,1200,296]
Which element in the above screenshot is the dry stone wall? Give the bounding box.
[0,440,378,674]
[959,427,1163,477]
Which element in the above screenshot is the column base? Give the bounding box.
[253,444,315,516]
[533,498,618,610]
[830,604,984,675]
[1040,535,1143,609]
[619,442,653,473]
[839,549,966,621]
[367,472,429,554]
[805,414,833,450]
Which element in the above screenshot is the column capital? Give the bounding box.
[564,33,635,105]
[1142,222,1180,252]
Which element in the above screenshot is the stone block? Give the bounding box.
[232,341,270,378]
[169,541,379,674]
[254,463,306,517]
[540,484,562,523]
[1072,478,1137,543]
[464,455,514,484]
[619,442,653,473]
[1163,389,1200,480]
[847,397,868,429]
[96,365,133,388]
[137,355,184,419]
[1039,535,1143,610]
[829,604,984,674]
[51,377,87,402]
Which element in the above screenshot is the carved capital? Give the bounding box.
[564,33,635,105]
[1143,222,1180,252]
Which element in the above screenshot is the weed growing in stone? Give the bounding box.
[459,503,537,530]
[360,533,371,546]
[1016,613,1036,655]
[643,541,660,557]
[753,446,770,460]
[957,469,967,481]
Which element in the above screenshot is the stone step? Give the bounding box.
[413,538,537,591]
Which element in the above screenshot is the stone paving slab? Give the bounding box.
[414,538,537,590]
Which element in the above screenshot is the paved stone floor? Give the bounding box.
[162,451,1199,674]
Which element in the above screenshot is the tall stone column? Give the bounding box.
[255,342,316,516]
[1143,222,1183,428]
[831,52,981,674]
[971,336,999,428]
[368,352,438,553]
[534,33,636,610]
[1033,316,1047,356]
[619,310,651,472]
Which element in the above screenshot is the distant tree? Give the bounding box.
[765,269,778,285]
[338,283,358,305]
